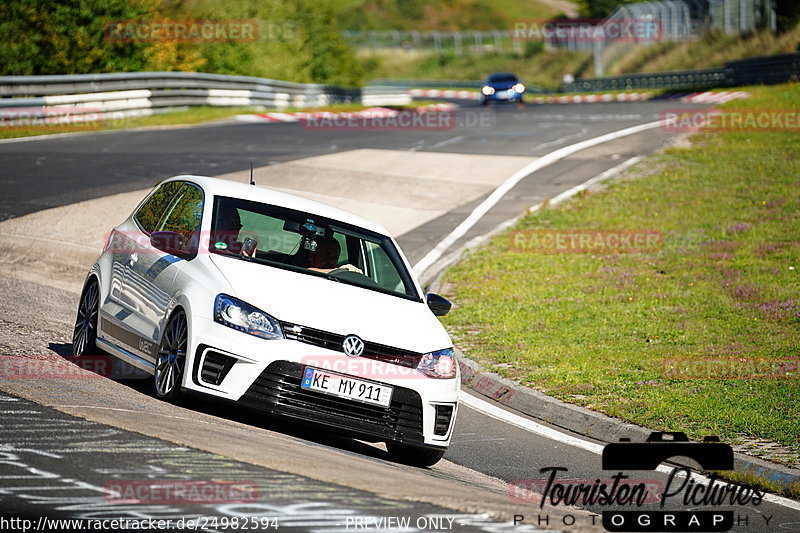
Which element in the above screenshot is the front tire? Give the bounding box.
[72,279,100,357]
[154,310,187,401]
[386,442,446,468]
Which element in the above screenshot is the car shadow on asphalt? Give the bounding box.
[50,341,403,468]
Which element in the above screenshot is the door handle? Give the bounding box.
[129,253,139,265]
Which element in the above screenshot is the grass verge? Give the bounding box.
[0,101,442,140]
[441,84,800,469]
[0,106,261,140]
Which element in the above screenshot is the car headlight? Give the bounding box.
[513,83,525,93]
[214,294,283,340]
[481,85,495,96]
[416,348,456,379]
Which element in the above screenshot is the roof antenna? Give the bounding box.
[249,161,255,186]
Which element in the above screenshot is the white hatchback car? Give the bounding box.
[73,175,459,466]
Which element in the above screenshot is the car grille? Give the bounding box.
[280,321,423,368]
[239,361,424,444]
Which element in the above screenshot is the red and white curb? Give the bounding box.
[530,90,750,104]
[235,103,458,123]
[407,88,750,105]
[679,90,750,104]
[531,92,652,103]
[409,89,479,100]
[232,90,750,125]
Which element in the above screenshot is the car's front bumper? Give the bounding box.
[484,89,523,101]
[184,316,459,448]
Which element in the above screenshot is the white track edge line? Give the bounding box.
[419,156,642,288]
[461,389,800,511]
[412,121,662,277]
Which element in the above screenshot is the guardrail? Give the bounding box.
[369,78,548,94]
[562,67,728,92]
[369,78,483,89]
[561,51,800,92]
[726,52,800,86]
[0,71,410,121]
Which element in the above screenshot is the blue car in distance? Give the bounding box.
[480,72,526,106]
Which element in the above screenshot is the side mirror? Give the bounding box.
[426,293,452,317]
[150,231,187,257]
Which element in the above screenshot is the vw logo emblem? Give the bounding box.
[342,335,364,357]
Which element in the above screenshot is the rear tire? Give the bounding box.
[72,279,100,357]
[386,442,446,467]
[154,310,187,402]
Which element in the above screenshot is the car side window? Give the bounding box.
[157,184,204,254]
[134,181,183,234]
[363,240,406,293]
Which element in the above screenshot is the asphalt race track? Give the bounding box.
[1,100,798,532]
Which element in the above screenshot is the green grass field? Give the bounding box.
[441,84,800,465]
[0,107,260,140]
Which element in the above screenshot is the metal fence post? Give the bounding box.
[594,40,604,77]
[431,31,442,52]
[453,32,462,56]
[491,30,503,53]
[725,0,732,33]
[473,31,482,52]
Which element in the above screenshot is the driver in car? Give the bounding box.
[307,237,363,274]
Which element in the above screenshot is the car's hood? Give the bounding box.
[208,254,452,353]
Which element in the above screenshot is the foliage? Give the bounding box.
[575,0,634,18]
[334,0,565,31]
[0,0,158,75]
[0,0,364,85]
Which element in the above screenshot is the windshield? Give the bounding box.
[209,196,420,301]
[487,73,518,83]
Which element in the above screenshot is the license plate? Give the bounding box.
[496,91,510,99]
[301,367,393,407]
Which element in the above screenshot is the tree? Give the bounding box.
[0,0,157,75]
[774,0,800,33]
[576,0,646,19]
[0,0,365,85]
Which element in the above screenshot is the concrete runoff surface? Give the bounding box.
[0,149,534,294]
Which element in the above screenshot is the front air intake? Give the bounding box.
[200,351,236,385]
[434,404,454,436]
